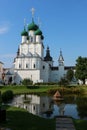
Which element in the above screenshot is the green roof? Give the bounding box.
[21,28,28,36]
[28,20,38,31]
[35,29,42,35]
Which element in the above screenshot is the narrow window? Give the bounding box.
[26,64,29,68]
[33,106,35,111]
[33,64,35,68]
[43,103,45,108]
[43,66,45,69]
[19,64,21,68]
[31,36,33,42]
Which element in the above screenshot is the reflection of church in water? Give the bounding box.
[11,94,65,117]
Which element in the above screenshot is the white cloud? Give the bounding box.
[0,22,10,34]
[0,26,9,34]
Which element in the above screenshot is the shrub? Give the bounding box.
[1,90,13,103]
[22,78,33,86]
[27,85,39,89]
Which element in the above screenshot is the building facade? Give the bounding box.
[12,14,75,84]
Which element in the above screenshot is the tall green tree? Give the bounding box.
[75,56,87,84]
[66,69,74,82]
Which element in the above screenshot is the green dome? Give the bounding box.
[28,20,38,31]
[35,29,42,35]
[21,28,28,36]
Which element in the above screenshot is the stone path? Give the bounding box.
[56,116,76,130]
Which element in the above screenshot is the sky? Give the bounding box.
[0,0,87,67]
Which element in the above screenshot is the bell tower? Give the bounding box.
[58,49,64,66]
[58,49,65,80]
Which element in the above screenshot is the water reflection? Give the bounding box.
[10,94,87,119]
[11,94,53,118]
[76,97,87,119]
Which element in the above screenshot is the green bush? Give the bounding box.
[22,78,33,86]
[27,85,39,89]
[35,82,58,85]
[1,90,13,103]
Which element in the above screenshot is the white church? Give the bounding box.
[2,9,75,85]
[12,10,75,84]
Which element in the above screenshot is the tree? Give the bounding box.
[66,69,74,82]
[58,77,69,87]
[1,90,13,103]
[75,56,87,84]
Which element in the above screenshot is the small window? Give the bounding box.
[26,64,29,68]
[43,103,45,108]
[31,36,33,42]
[33,64,35,68]
[43,66,45,69]
[19,64,21,68]
[33,106,35,111]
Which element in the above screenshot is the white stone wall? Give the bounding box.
[21,36,27,43]
[14,69,40,84]
[20,43,29,55]
[36,35,41,43]
[14,57,41,70]
[29,30,36,43]
[40,61,49,82]
[58,66,65,80]
[50,70,59,82]
[35,43,44,58]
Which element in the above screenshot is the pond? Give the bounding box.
[10,94,87,119]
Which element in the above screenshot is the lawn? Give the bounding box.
[1,106,55,130]
[0,85,87,95]
[1,106,87,130]
[74,119,87,130]
[0,85,58,94]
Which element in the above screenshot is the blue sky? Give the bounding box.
[0,0,87,67]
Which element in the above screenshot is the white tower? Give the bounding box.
[13,8,46,84]
[58,49,65,80]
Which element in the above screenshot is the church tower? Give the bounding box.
[44,46,53,66]
[13,8,46,84]
[58,49,65,80]
[58,49,64,66]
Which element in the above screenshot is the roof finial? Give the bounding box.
[30,8,35,21]
[24,18,26,30]
[38,17,41,28]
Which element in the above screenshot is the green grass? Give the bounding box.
[74,119,87,130]
[0,85,59,95]
[1,106,55,130]
[1,106,87,130]
[0,85,87,95]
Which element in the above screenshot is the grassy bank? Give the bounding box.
[0,85,87,95]
[74,119,87,130]
[1,106,87,130]
[1,106,55,130]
